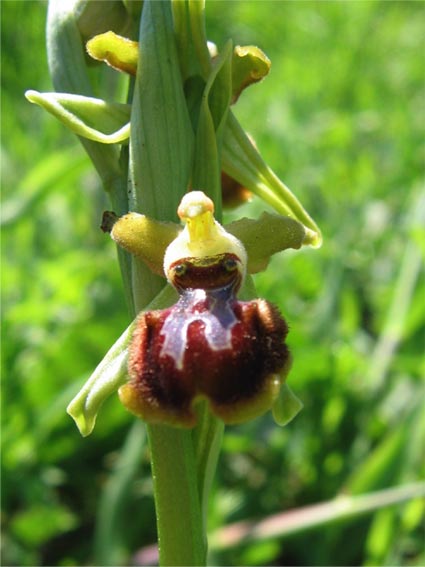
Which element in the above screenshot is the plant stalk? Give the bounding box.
[128,1,211,563]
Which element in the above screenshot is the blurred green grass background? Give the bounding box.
[1,1,424,566]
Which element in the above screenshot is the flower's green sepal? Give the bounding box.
[227,212,306,273]
[268,350,303,427]
[272,383,303,427]
[223,113,322,247]
[25,90,131,144]
[86,31,139,75]
[102,211,180,275]
[67,322,134,436]
[231,45,271,104]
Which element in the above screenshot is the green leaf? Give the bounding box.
[171,0,209,80]
[11,504,77,546]
[25,91,131,144]
[192,40,233,220]
[45,0,129,205]
[186,0,211,78]
[365,508,396,563]
[94,421,147,566]
[122,0,143,20]
[1,147,88,227]
[211,483,425,551]
[344,403,423,494]
[129,0,194,223]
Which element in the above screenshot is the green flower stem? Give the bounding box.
[147,425,207,566]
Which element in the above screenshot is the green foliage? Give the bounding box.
[2,1,424,566]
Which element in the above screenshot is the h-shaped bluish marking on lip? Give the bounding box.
[160,286,238,370]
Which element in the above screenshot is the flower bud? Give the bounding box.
[221,171,252,209]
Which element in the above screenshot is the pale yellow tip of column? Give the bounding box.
[177,191,214,220]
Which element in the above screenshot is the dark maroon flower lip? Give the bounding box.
[120,251,290,428]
